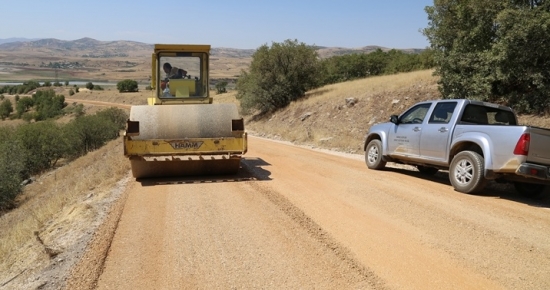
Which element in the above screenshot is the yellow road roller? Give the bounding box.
[123,44,247,178]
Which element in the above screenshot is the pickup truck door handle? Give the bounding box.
[413,127,421,132]
[438,127,449,133]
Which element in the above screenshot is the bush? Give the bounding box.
[236,39,320,114]
[215,81,228,94]
[15,96,34,118]
[32,90,66,121]
[16,121,67,174]
[69,89,75,96]
[117,79,139,93]
[85,82,94,90]
[0,134,25,211]
[63,112,124,158]
[0,99,13,120]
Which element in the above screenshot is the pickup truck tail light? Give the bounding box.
[513,133,530,155]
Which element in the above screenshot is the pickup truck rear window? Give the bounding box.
[459,104,517,125]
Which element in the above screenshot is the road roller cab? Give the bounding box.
[123,44,247,178]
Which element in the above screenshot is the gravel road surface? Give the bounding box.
[92,136,550,289]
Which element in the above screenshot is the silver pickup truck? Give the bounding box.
[363,99,550,196]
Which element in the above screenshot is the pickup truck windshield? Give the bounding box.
[459,104,517,125]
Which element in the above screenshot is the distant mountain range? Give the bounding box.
[0,37,41,45]
[0,37,424,59]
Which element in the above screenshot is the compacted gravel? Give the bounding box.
[68,136,550,290]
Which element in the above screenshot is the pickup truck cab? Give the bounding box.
[364,99,550,196]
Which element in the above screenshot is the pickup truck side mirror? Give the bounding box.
[390,115,399,124]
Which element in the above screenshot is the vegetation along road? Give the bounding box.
[67,135,550,289]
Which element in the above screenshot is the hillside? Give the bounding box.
[0,37,422,82]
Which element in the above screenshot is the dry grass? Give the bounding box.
[0,139,130,282]
[245,70,441,153]
[244,69,550,154]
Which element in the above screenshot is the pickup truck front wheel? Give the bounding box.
[449,151,487,194]
[365,139,386,170]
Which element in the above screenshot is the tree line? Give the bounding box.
[236,39,435,115]
[0,90,128,210]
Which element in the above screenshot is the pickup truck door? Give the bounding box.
[388,103,431,158]
[419,101,458,162]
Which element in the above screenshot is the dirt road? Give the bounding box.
[95,136,550,289]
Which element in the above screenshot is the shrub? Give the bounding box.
[0,134,25,211]
[0,99,13,120]
[16,121,67,174]
[32,90,66,121]
[236,39,320,115]
[215,81,228,94]
[15,96,34,118]
[117,79,139,93]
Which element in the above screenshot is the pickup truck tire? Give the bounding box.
[449,151,487,194]
[365,139,386,170]
[514,182,546,198]
[417,166,439,175]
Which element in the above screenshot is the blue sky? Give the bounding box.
[0,0,433,49]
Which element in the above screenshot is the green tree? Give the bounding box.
[0,99,13,120]
[0,133,25,210]
[86,82,94,90]
[16,121,67,174]
[236,39,320,114]
[63,113,122,158]
[423,0,550,113]
[117,79,139,93]
[15,96,34,118]
[32,89,66,121]
[215,81,228,94]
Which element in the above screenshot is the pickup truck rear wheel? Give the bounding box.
[365,139,386,170]
[514,182,546,198]
[449,151,487,194]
